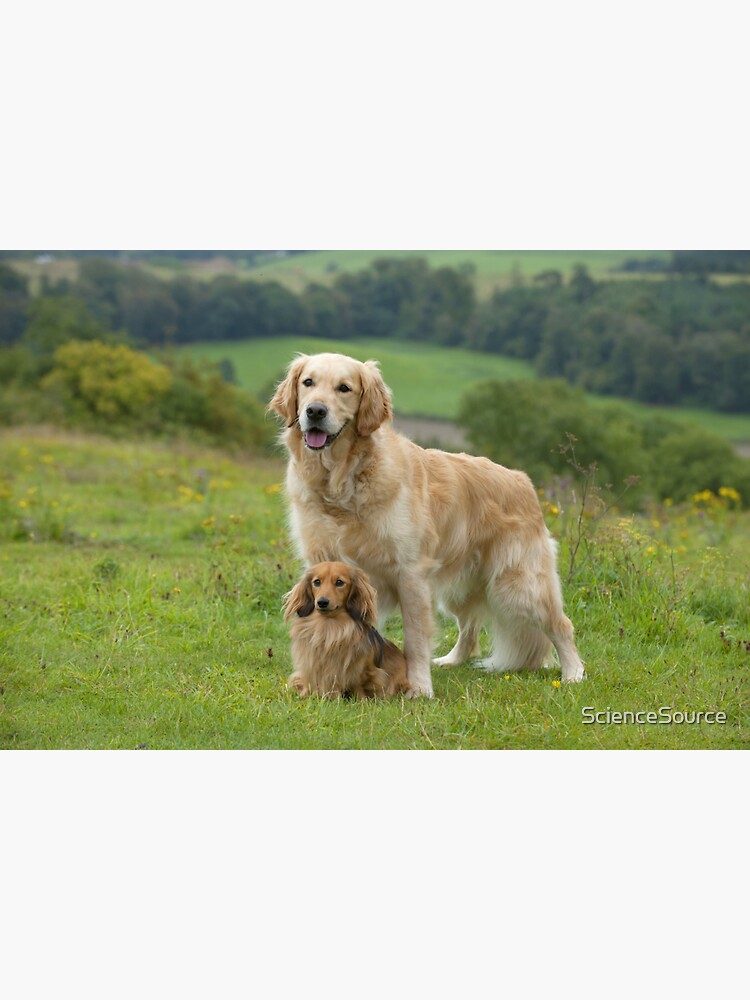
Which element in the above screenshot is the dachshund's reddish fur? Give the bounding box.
[283,561,410,699]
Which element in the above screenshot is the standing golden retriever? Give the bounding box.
[269,352,585,697]
[284,560,410,698]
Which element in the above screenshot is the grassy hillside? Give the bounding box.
[1,429,748,749]
[11,251,671,299]
[177,336,536,419]
[177,335,750,444]
[239,250,672,298]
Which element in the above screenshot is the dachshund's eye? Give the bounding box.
[335,579,345,587]
[312,579,321,587]
[302,378,314,387]
[337,384,351,393]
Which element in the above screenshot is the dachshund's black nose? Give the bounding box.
[316,597,330,610]
[306,403,328,423]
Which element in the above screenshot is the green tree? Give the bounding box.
[21,296,117,377]
[569,264,596,303]
[0,264,30,346]
[456,379,646,497]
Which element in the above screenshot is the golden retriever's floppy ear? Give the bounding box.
[268,356,307,428]
[357,360,392,436]
[283,574,315,620]
[346,568,378,626]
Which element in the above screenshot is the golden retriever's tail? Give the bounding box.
[481,617,553,673]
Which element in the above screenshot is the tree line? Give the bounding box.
[1,254,750,413]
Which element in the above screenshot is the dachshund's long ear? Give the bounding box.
[283,574,315,620]
[268,356,307,428]
[346,569,378,626]
[357,360,392,436]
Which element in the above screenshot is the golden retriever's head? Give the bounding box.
[283,561,378,625]
[268,353,392,450]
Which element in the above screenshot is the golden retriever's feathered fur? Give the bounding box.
[283,561,409,698]
[270,352,585,697]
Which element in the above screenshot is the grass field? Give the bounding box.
[177,335,750,444]
[177,336,536,420]
[2,428,748,749]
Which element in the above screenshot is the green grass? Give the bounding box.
[2,428,748,749]
[176,336,536,419]
[177,335,750,444]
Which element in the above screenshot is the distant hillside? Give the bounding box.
[8,250,672,300]
[229,250,674,299]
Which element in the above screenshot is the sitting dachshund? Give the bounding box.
[283,561,410,699]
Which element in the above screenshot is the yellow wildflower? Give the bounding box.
[552,680,561,689]
[691,489,715,505]
[719,486,741,503]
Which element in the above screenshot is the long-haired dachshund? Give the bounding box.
[283,561,410,699]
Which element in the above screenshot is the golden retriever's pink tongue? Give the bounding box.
[305,429,328,449]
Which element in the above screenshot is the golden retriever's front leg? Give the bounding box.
[399,577,435,698]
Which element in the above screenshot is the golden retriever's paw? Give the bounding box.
[562,664,586,683]
[406,682,434,699]
[433,653,461,668]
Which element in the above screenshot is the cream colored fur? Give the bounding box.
[270,352,585,697]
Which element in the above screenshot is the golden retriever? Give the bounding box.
[284,561,410,698]
[270,352,585,697]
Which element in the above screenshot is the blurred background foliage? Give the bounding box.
[1,250,750,504]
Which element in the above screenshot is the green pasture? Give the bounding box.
[242,250,672,297]
[176,336,535,419]
[11,251,671,300]
[1,429,748,749]
[177,335,750,444]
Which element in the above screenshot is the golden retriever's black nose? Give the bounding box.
[306,403,328,423]
[316,597,330,610]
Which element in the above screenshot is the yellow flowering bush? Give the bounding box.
[42,340,172,420]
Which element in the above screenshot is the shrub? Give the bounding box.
[154,356,274,450]
[457,378,750,508]
[0,339,273,452]
[41,340,172,422]
[456,379,647,500]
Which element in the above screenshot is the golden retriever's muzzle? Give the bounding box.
[301,402,348,450]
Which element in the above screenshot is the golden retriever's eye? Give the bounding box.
[302,378,314,387]
[312,579,321,587]
[337,384,351,393]
[335,579,345,587]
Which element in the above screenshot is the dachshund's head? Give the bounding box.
[283,561,378,625]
